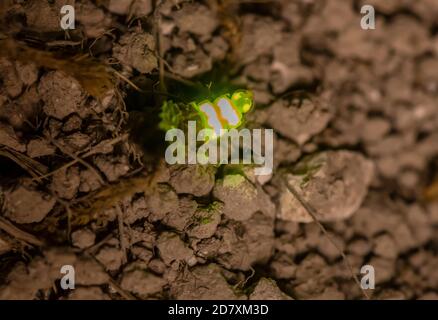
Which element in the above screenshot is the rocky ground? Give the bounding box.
[0,0,438,300]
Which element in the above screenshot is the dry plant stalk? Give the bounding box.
[0,147,48,178]
[0,216,43,247]
[284,180,370,300]
[71,176,153,226]
[0,39,114,99]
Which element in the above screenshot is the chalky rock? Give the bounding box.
[38,71,87,120]
[265,97,331,145]
[168,164,216,197]
[157,232,196,266]
[170,263,239,300]
[249,278,292,300]
[113,32,157,74]
[121,265,166,298]
[173,2,218,37]
[213,174,275,221]
[146,184,179,222]
[216,212,275,271]
[71,228,96,249]
[187,202,222,239]
[213,174,258,221]
[4,185,56,224]
[278,151,374,223]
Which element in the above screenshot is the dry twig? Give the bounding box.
[0,216,44,247]
[284,179,370,300]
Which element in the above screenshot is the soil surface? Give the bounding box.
[0,0,438,300]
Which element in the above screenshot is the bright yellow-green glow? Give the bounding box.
[192,90,254,138]
[242,103,251,113]
[231,90,253,114]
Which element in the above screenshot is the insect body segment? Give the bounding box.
[193,90,253,138]
[198,101,225,136]
[216,97,240,127]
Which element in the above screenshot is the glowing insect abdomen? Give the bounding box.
[199,101,224,136]
[193,90,253,137]
[216,97,240,127]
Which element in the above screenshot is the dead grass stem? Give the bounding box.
[284,179,370,300]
